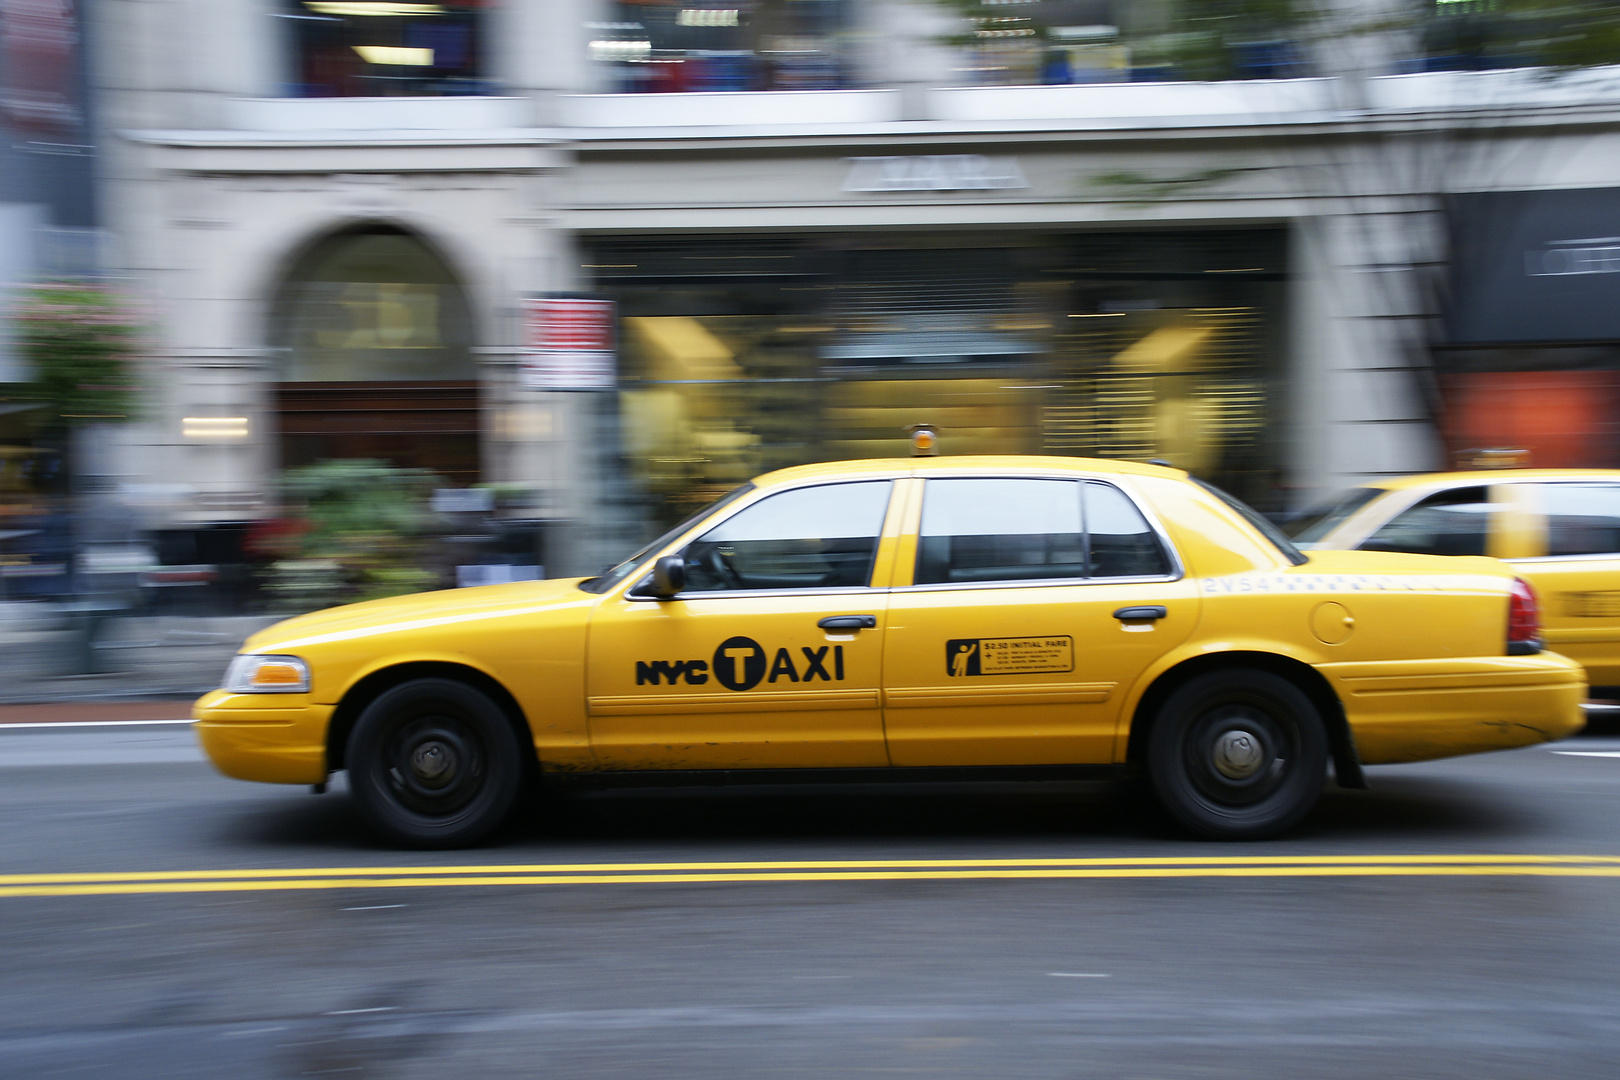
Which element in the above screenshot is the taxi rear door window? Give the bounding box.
[915,478,1171,585]
[1544,482,1620,556]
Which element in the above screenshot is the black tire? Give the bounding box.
[346,678,524,849]
[1146,669,1328,840]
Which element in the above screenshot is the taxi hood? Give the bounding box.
[242,577,595,653]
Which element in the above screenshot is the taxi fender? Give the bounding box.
[323,650,533,771]
[336,649,510,702]
[1112,636,1342,764]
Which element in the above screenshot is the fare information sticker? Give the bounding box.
[945,636,1074,677]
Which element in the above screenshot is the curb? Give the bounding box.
[0,701,196,725]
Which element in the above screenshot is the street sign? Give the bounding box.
[521,296,617,390]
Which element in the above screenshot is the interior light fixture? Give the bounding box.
[182,417,250,440]
[353,45,435,65]
[589,39,652,60]
[305,2,446,16]
[677,8,740,27]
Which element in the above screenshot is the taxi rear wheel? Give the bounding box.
[1146,669,1327,840]
[346,678,523,849]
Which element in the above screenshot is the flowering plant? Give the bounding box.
[10,283,143,427]
[263,459,441,609]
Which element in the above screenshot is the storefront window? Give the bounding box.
[588,229,1286,526]
[282,0,494,98]
[590,1,853,92]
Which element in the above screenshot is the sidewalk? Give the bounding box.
[0,700,196,725]
[0,603,278,706]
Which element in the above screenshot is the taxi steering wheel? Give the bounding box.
[705,546,744,589]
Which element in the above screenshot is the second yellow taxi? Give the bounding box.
[1289,468,1620,690]
[194,456,1585,847]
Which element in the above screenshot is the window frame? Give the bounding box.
[625,478,900,601]
[898,474,1184,593]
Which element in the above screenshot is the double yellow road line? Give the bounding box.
[6,854,1620,898]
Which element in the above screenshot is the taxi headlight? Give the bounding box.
[224,654,311,694]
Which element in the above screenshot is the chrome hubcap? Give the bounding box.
[410,741,456,786]
[1212,729,1264,780]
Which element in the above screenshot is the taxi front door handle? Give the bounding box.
[818,615,877,630]
[1113,606,1168,622]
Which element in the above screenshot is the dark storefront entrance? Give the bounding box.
[270,223,481,484]
[276,381,479,485]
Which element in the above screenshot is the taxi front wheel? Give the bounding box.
[346,678,524,849]
[1146,669,1327,841]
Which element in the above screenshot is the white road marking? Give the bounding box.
[1047,972,1110,978]
[1553,751,1620,758]
[343,904,407,911]
[0,719,195,730]
[325,1007,397,1016]
[0,728,204,767]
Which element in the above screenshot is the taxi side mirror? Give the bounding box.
[650,555,686,598]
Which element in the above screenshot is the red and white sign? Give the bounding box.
[521,297,617,390]
[1,0,80,135]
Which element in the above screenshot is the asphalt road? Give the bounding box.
[5,721,1620,1079]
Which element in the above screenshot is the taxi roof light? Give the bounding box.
[907,424,939,457]
[1457,447,1530,470]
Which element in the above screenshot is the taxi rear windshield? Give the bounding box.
[1191,478,1310,566]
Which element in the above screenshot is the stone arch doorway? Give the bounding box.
[268,223,480,485]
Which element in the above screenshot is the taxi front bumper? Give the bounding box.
[1322,652,1587,765]
[192,689,333,784]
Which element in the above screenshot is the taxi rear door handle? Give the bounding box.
[1113,606,1168,622]
[818,615,877,630]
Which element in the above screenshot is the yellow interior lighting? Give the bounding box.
[1111,324,1215,375]
[182,416,249,440]
[625,317,741,382]
[353,45,436,66]
[305,2,446,15]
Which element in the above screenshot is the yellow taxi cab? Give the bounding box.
[194,455,1585,847]
[1289,468,1620,692]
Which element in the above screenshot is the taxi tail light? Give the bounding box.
[1507,577,1542,655]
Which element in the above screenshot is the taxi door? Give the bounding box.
[584,479,902,770]
[1502,480,1620,688]
[882,476,1199,767]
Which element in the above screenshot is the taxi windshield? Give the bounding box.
[1286,487,1384,546]
[577,484,756,594]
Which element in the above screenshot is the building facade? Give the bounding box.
[80,0,1620,577]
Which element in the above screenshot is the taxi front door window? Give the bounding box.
[586,479,895,771]
[680,481,893,592]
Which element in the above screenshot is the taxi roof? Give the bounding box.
[750,455,1190,490]
[1361,468,1620,493]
